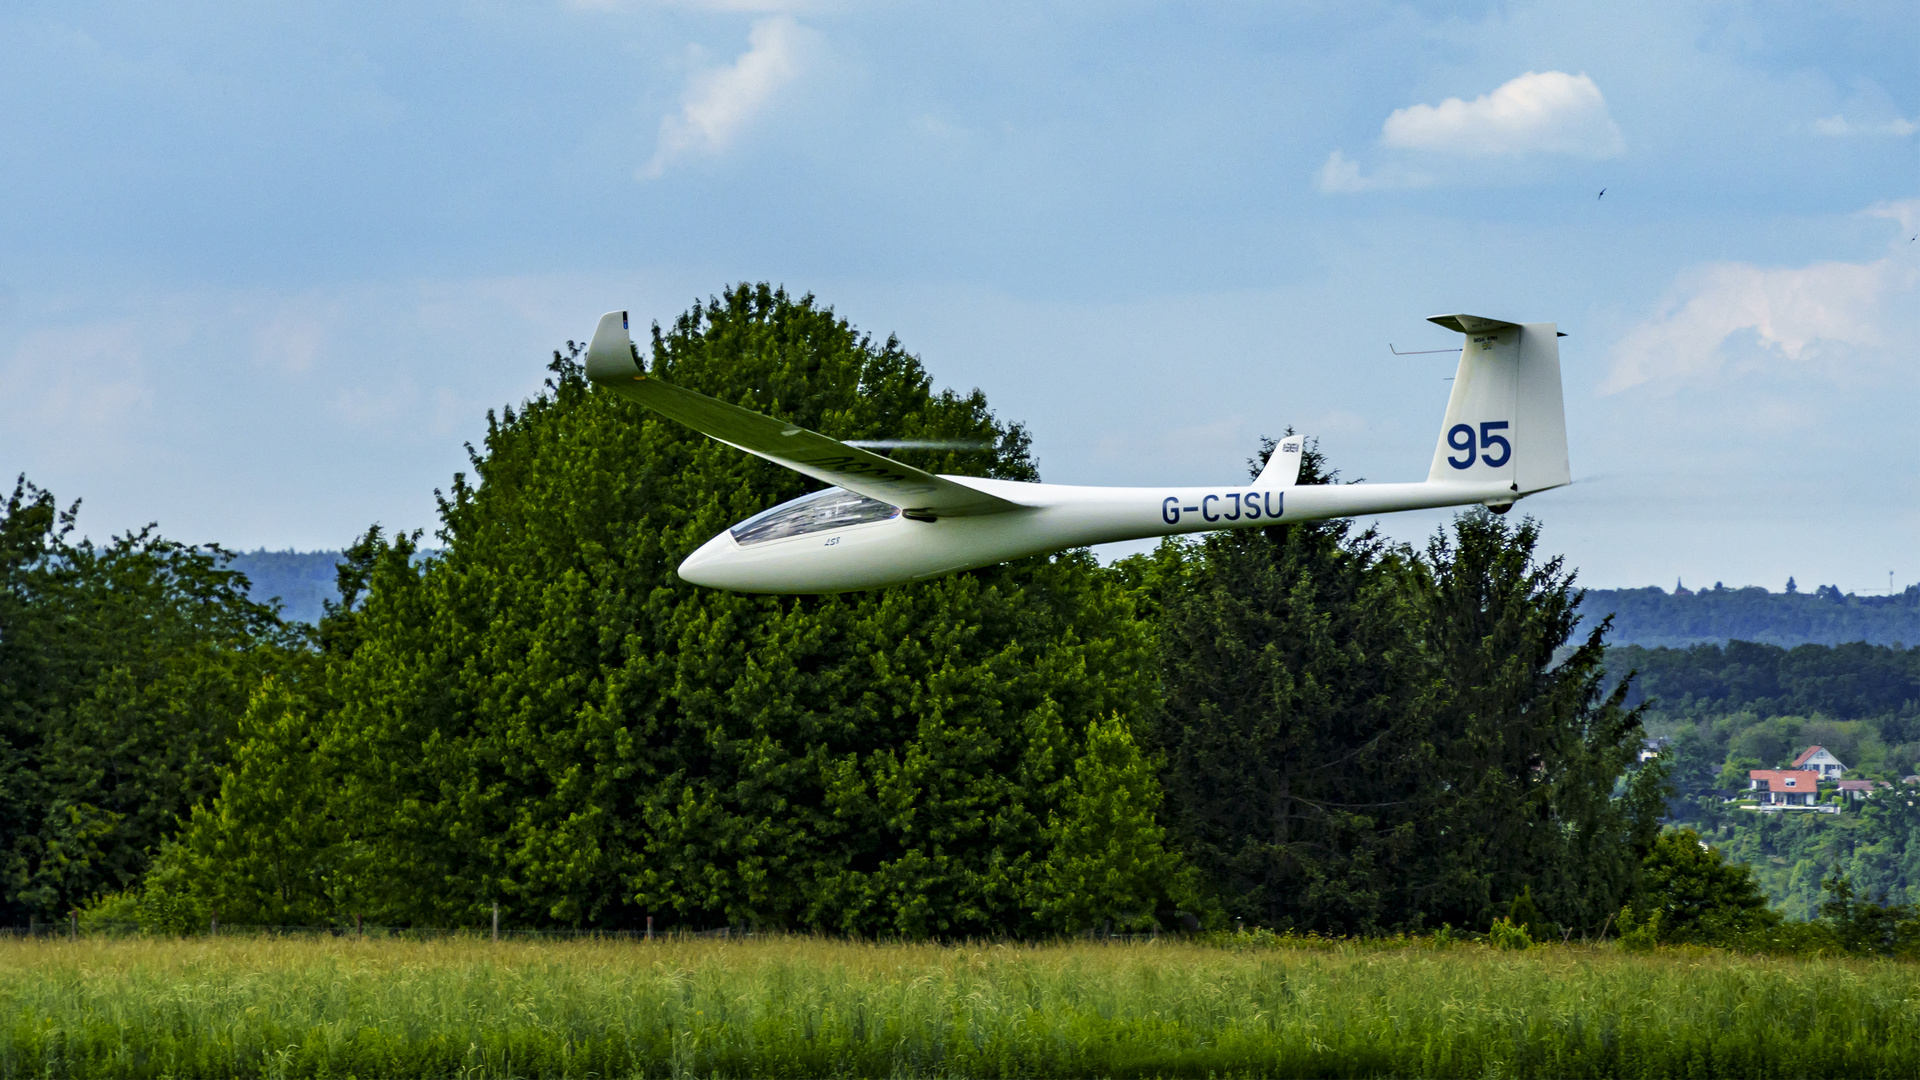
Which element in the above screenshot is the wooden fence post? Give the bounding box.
[492,901,499,942]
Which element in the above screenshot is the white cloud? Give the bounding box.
[1319,71,1624,193]
[1811,114,1918,138]
[1872,198,1920,236]
[1095,416,1247,469]
[1,322,156,469]
[641,16,811,178]
[1315,150,1365,194]
[250,302,333,375]
[1381,71,1625,158]
[1604,202,1920,392]
[1314,149,1436,194]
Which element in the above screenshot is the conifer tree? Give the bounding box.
[1406,510,1665,934]
[1149,443,1428,934]
[1151,449,1662,935]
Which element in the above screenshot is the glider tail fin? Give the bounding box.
[1423,315,1570,496]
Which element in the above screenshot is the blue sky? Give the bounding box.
[2,0,1915,591]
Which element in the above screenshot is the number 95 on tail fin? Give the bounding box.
[1423,316,1570,497]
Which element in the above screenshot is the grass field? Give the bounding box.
[0,934,1914,1078]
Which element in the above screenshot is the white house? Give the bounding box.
[1791,746,1846,779]
[1749,769,1821,807]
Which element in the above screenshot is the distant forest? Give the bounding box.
[1578,582,1920,648]
[226,550,342,624]
[238,552,1920,649]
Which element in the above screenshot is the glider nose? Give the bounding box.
[675,532,739,589]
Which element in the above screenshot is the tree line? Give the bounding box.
[1612,639,1920,728]
[5,284,1699,940]
[1580,583,1920,649]
[222,550,343,626]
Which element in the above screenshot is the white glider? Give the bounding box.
[585,312,1569,593]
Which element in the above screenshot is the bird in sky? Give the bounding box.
[1598,188,1606,199]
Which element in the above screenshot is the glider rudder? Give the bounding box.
[1423,315,1570,498]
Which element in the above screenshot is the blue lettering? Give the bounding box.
[1162,496,1180,525]
[1202,494,1219,522]
[1264,491,1284,517]
[1244,492,1261,519]
[1479,421,1511,468]
[1224,492,1241,520]
[1446,423,1476,470]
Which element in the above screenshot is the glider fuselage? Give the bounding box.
[677,476,1515,593]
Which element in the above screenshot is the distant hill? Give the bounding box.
[226,550,342,625]
[1578,582,1920,649]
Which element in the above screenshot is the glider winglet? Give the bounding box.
[586,310,642,381]
[584,312,1026,518]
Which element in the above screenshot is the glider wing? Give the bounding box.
[584,311,1025,517]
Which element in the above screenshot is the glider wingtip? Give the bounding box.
[586,310,642,383]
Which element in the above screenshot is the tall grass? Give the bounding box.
[0,935,1913,1077]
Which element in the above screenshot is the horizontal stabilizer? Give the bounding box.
[583,312,1026,518]
[1427,314,1521,336]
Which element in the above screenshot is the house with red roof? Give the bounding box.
[1791,746,1846,779]
[1749,769,1821,807]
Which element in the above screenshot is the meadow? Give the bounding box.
[0,935,1914,1078]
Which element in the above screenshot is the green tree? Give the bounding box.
[1633,828,1779,943]
[1034,715,1197,933]
[1506,886,1552,943]
[177,677,349,925]
[1819,873,1920,956]
[1154,495,1662,936]
[1408,511,1665,936]
[1716,756,1763,791]
[191,285,1154,936]
[164,529,386,927]
[1151,442,1429,934]
[0,478,293,922]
